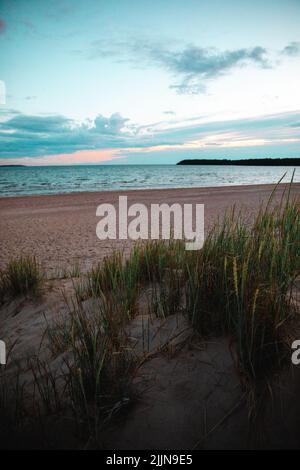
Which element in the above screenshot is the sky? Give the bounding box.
[0,0,300,165]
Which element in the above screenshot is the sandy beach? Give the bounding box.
[0,182,300,449]
[1,183,299,275]
[2,0,300,451]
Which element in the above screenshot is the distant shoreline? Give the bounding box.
[177,158,300,166]
[0,164,26,168]
[1,158,300,168]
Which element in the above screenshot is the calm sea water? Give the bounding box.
[0,165,299,197]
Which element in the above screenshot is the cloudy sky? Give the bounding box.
[0,0,300,165]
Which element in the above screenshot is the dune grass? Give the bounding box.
[0,256,43,299]
[185,196,299,382]
[70,190,299,383]
[0,182,299,447]
[45,283,133,437]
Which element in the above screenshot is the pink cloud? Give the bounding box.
[0,148,125,166]
[3,130,293,167]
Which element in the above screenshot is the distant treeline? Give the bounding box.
[0,164,26,168]
[177,158,300,166]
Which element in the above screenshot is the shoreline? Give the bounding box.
[1,181,299,202]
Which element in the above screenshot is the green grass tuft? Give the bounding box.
[2,256,43,298]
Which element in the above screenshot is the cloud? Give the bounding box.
[82,36,300,94]
[281,41,300,57]
[148,44,269,93]
[1,110,300,163]
[0,112,132,158]
[93,113,129,134]
[20,20,37,34]
[85,37,270,94]
[0,18,5,34]
[151,45,268,76]
[169,79,206,95]
[2,114,72,133]
[0,149,125,166]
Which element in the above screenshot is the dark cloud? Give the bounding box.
[281,41,300,57]
[83,37,298,94]
[85,38,270,94]
[3,114,73,133]
[1,110,300,159]
[152,45,268,76]
[0,113,131,158]
[149,44,269,93]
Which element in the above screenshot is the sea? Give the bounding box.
[0,164,299,197]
